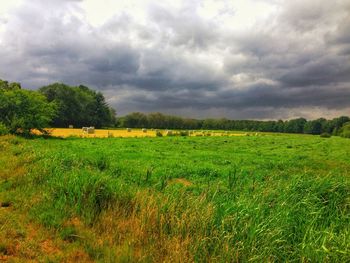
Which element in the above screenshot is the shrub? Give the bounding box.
[179,131,189,136]
[341,131,350,138]
[0,122,9,136]
[320,132,331,138]
[0,88,56,136]
[339,123,350,138]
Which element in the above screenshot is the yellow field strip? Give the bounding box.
[38,128,248,138]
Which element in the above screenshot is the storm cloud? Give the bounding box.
[0,0,349,119]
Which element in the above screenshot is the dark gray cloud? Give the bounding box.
[0,0,349,119]
[147,4,220,49]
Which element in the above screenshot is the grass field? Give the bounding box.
[0,134,350,262]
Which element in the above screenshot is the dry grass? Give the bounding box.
[92,191,216,262]
[169,178,193,186]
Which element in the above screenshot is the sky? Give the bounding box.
[0,0,349,120]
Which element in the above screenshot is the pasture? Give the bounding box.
[0,133,349,262]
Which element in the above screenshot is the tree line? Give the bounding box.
[1,78,349,137]
[119,112,350,136]
[0,79,115,135]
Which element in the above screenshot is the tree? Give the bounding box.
[0,85,56,136]
[339,122,350,138]
[147,112,166,128]
[304,119,323,135]
[284,118,306,133]
[0,80,21,90]
[39,83,116,128]
[91,92,113,128]
[326,116,350,135]
[122,112,148,128]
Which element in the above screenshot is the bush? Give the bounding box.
[156,131,163,137]
[320,132,331,138]
[339,123,350,138]
[0,88,56,136]
[179,131,189,136]
[341,130,350,138]
[0,122,9,136]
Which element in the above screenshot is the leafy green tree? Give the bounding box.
[284,118,307,133]
[339,122,350,138]
[39,83,116,128]
[123,112,148,128]
[147,112,166,128]
[91,92,113,128]
[0,86,56,136]
[40,83,83,127]
[326,116,350,135]
[304,119,323,134]
[203,119,220,130]
[0,80,21,90]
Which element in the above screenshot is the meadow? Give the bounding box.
[0,133,349,262]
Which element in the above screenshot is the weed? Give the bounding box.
[228,166,238,190]
[59,226,79,242]
[95,156,110,171]
[143,167,153,184]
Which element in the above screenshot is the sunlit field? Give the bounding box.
[48,128,156,138]
[39,128,248,138]
[1,133,349,262]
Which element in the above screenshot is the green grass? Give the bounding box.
[0,134,350,262]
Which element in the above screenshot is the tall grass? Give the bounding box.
[0,135,349,261]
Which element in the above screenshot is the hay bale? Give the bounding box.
[127,128,132,132]
[87,127,95,134]
[82,127,88,133]
[142,128,147,133]
[69,125,74,129]
[166,130,173,136]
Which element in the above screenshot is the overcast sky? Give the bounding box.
[0,0,349,119]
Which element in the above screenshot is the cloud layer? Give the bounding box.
[0,0,349,119]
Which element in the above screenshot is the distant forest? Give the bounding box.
[119,112,350,136]
[1,79,350,137]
